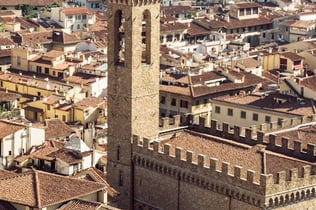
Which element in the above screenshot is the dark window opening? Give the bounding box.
[117,145,120,161]
[180,100,188,108]
[119,170,123,186]
[171,98,176,106]
[227,108,233,116]
[253,113,258,121]
[142,10,151,64]
[265,116,271,123]
[114,10,125,65]
[240,111,246,119]
[215,106,220,114]
[160,96,166,104]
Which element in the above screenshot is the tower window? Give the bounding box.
[114,10,125,65]
[142,10,151,64]
[117,145,120,161]
[119,170,123,186]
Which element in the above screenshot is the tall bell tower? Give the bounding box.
[106,0,160,209]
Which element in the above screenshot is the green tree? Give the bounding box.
[15,4,35,17]
[0,21,4,32]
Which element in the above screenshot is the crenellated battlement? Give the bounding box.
[131,135,316,208]
[194,118,316,162]
[107,0,161,6]
[132,135,265,207]
[258,114,316,133]
[159,115,181,131]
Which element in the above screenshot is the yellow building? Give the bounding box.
[211,93,312,132]
[72,97,106,126]
[29,50,77,79]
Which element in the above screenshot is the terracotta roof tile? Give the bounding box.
[0,120,25,139]
[63,73,98,85]
[0,10,15,16]
[73,97,105,110]
[232,2,262,8]
[195,15,272,30]
[0,37,15,46]
[0,0,63,6]
[0,90,20,101]
[58,199,102,210]
[281,51,303,61]
[215,93,314,116]
[163,130,263,182]
[0,49,11,58]
[0,170,105,208]
[73,167,119,197]
[19,31,53,46]
[62,7,94,15]
[44,119,75,140]
[48,148,91,164]
[300,75,316,91]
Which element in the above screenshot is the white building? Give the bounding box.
[50,6,96,32]
[0,120,45,169]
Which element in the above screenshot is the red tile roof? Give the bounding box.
[0,170,105,208]
[0,120,25,139]
[58,199,102,210]
[0,90,21,101]
[62,7,94,15]
[73,97,105,110]
[0,0,63,6]
[44,119,75,140]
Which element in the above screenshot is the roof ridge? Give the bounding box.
[88,168,106,184]
[34,170,42,208]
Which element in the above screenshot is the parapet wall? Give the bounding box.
[131,134,316,208]
[159,115,181,131]
[195,118,316,162]
[132,135,265,208]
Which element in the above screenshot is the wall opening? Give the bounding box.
[142,10,151,64]
[114,10,125,65]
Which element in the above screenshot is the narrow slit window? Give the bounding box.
[142,10,151,64]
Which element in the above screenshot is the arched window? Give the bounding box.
[141,10,151,64]
[114,10,125,65]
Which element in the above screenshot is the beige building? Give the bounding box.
[211,93,311,131]
[159,67,265,125]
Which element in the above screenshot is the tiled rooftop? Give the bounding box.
[0,90,21,101]
[160,69,266,97]
[195,15,272,30]
[73,97,105,110]
[44,118,75,140]
[0,170,105,208]
[0,0,63,6]
[0,120,25,139]
[232,2,262,9]
[0,72,73,92]
[73,167,119,197]
[62,7,94,15]
[48,148,91,164]
[271,125,316,149]
[214,93,314,116]
[281,51,303,61]
[0,37,15,46]
[58,199,102,210]
[162,129,312,182]
[63,73,99,85]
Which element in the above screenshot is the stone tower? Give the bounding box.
[106,0,160,209]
